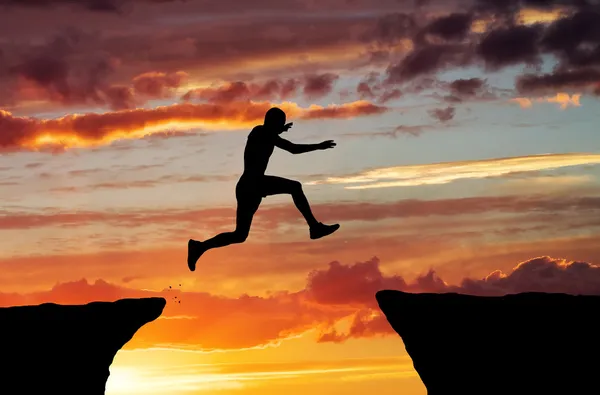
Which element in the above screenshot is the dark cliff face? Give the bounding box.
[0,297,166,395]
[376,290,600,395]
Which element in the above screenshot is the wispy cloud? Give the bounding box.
[3,192,600,232]
[307,153,600,189]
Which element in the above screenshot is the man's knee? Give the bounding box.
[289,180,303,195]
[231,229,249,243]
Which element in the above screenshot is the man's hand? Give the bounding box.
[282,122,293,132]
[318,140,336,150]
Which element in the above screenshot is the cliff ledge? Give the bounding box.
[376,290,600,395]
[0,297,166,395]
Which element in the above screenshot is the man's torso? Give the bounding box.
[242,125,275,178]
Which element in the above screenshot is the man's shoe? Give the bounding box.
[309,223,340,240]
[187,239,206,272]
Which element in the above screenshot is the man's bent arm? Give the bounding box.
[275,137,321,154]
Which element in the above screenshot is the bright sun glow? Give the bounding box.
[106,367,245,394]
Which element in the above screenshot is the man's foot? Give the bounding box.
[309,222,340,240]
[187,239,206,272]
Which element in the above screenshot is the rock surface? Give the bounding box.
[376,290,600,395]
[0,297,166,395]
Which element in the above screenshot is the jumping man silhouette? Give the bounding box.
[187,107,340,271]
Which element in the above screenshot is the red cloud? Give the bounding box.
[132,71,189,98]
[305,259,408,307]
[182,74,339,103]
[303,73,340,99]
[316,255,600,343]
[458,256,600,295]
[354,72,403,104]
[0,255,598,350]
[182,79,300,103]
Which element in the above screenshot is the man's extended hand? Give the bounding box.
[318,140,336,150]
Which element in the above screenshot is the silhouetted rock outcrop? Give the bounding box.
[376,290,600,395]
[0,297,166,395]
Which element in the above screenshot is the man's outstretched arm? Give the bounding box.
[275,137,336,154]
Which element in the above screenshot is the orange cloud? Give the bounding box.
[0,256,598,350]
[546,92,581,109]
[516,7,569,25]
[0,100,386,151]
[510,92,581,109]
[510,97,534,108]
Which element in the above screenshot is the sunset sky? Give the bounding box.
[1,0,600,394]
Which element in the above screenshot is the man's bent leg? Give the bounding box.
[261,176,319,227]
[260,176,340,239]
[187,195,260,271]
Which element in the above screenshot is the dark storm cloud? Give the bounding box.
[516,69,600,93]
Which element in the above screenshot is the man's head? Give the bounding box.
[263,107,286,133]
